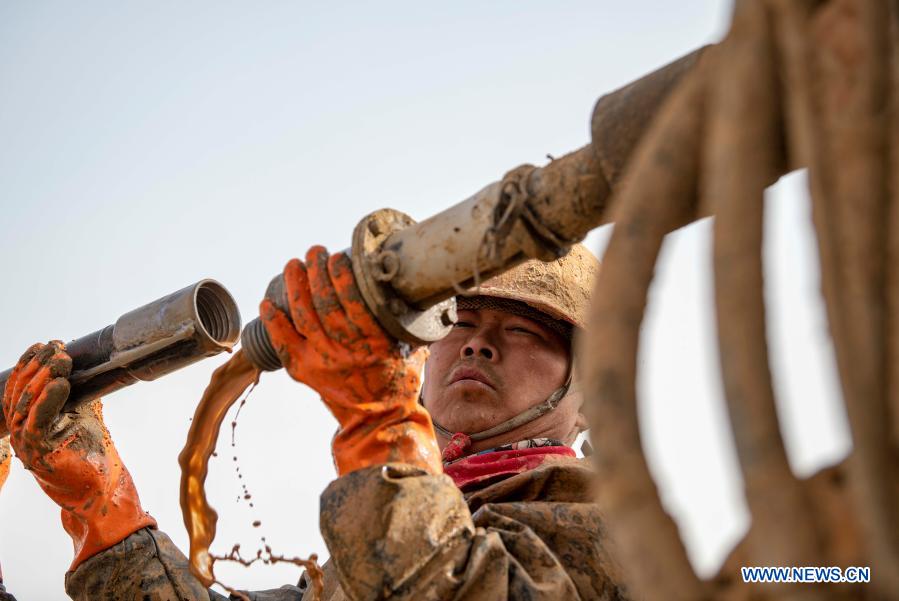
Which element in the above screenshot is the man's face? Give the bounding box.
[422,304,570,439]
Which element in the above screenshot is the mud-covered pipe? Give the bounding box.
[241,47,706,370]
[388,47,708,309]
[0,280,242,437]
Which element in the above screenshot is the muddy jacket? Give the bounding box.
[64,455,629,600]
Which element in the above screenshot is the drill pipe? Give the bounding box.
[241,47,706,370]
[0,280,241,438]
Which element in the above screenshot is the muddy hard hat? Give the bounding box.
[460,243,600,331]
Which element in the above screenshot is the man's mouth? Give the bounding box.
[448,365,496,389]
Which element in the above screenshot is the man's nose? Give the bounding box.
[461,327,499,362]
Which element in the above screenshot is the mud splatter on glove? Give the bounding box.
[261,246,441,476]
[1,342,155,570]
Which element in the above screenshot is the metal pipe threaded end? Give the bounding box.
[241,317,283,372]
[194,281,242,345]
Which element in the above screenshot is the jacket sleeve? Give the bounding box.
[64,527,217,601]
[318,463,625,601]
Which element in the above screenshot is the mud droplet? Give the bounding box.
[252,520,261,528]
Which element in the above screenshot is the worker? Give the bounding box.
[1,243,629,600]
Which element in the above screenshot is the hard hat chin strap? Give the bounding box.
[425,313,579,461]
[431,372,572,443]
[430,354,575,463]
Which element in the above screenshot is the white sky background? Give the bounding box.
[0,2,853,598]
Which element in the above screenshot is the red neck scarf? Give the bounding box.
[443,441,575,491]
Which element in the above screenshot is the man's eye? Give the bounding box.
[453,321,475,328]
[509,326,537,336]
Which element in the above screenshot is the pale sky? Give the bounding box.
[0,3,851,598]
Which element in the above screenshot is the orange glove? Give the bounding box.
[0,437,8,592]
[0,436,10,492]
[261,246,441,476]
[0,342,156,570]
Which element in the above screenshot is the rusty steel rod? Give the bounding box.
[579,53,709,601]
[591,48,706,188]
[577,0,897,598]
[707,1,824,596]
[810,0,899,596]
[889,0,899,456]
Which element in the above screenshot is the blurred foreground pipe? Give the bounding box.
[242,47,707,370]
[0,280,242,437]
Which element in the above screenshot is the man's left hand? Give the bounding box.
[1,341,156,570]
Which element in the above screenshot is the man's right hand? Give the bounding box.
[261,247,442,476]
[0,341,155,570]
